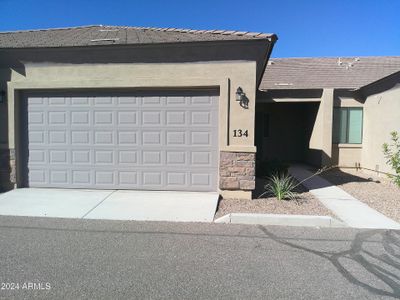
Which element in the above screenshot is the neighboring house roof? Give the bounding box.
[0,25,277,49]
[260,56,400,90]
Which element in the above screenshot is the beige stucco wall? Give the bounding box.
[319,89,334,165]
[361,84,400,175]
[334,95,363,108]
[308,100,324,151]
[331,85,400,174]
[255,81,400,177]
[331,95,363,168]
[256,84,399,174]
[4,61,258,198]
[7,61,257,152]
[332,145,362,168]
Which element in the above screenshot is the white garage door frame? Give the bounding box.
[17,89,220,192]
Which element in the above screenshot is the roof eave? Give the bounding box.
[259,86,361,92]
[256,36,278,89]
[357,70,400,92]
[0,35,277,51]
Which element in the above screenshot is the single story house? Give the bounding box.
[0,25,277,200]
[0,26,399,199]
[257,57,400,176]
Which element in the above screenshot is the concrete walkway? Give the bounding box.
[289,165,400,230]
[0,188,219,222]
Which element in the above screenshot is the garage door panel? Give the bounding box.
[28,111,45,124]
[166,96,186,105]
[142,97,162,106]
[48,131,68,144]
[118,111,138,125]
[118,150,138,164]
[95,171,115,185]
[166,151,187,165]
[72,170,91,185]
[29,131,46,144]
[94,131,114,145]
[94,111,114,125]
[48,97,67,105]
[167,172,187,186]
[28,97,45,105]
[49,111,67,125]
[166,111,186,125]
[71,111,91,125]
[72,150,91,164]
[29,150,46,164]
[191,131,211,146]
[191,173,211,186]
[142,111,162,125]
[118,131,138,145]
[118,171,138,186]
[29,169,47,185]
[142,131,162,145]
[50,170,69,184]
[25,91,218,191]
[117,96,138,106]
[49,150,69,164]
[94,97,113,106]
[71,131,91,145]
[191,96,210,105]
[166,131,186,145]
[71,97,90,106]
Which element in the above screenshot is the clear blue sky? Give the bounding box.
[1,0,399,58]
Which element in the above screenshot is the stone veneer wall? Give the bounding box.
[0,149,14,191]
[219,151,255,191]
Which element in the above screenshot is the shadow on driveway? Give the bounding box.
[259,226,400,299]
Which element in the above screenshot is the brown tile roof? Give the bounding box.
[0,25,277,49]
[260,56,400,90]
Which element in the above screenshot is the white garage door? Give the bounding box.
[23,91,219,191]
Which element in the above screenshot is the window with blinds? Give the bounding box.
[333,107,363,144]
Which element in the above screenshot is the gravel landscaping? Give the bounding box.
[215,177,335,219]
[320,169,400,223]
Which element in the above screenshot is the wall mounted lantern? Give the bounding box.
[0,90,6,104]
[236,87,249,109]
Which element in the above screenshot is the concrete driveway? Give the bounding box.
[0,188,219,222]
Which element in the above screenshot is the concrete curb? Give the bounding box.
[214,213,347,228]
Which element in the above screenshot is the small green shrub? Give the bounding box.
[261,173,298,201]
[258,166,335,201]
[383,131,400,187]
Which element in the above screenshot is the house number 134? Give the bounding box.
[233,129,248,137]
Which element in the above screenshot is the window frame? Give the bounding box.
[333,107,363,144]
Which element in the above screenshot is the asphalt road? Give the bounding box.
[0,216,399,299]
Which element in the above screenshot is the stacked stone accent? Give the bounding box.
[9,149,16,184]
[219,151,255,191]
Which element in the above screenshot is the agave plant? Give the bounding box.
[258,166,335,201]
[260,173,298,201]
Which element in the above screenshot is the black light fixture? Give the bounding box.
[0,90,5,104]
[236,87,244,102]
[235,87,248,109]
